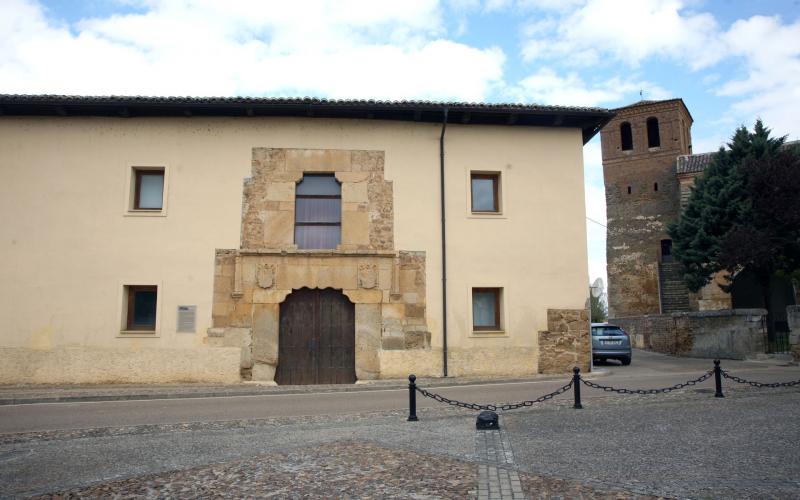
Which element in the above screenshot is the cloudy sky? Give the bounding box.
[2,0,799,288]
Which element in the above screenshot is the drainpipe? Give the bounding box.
[440,108,449,377]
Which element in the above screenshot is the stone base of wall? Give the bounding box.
[379,347,540,379]
[610,308,767,359]
[788,305,800,361]
[448,347,538,377]
[378,349,442,379]
[537,308,590,374]
[0,346,242,385]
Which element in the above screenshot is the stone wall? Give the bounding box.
[788,305,800,360]
[610,309,767,359]
[537,308,590,374]
[242,148,393,251]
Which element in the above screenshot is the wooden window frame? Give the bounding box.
[472,287,502,331]
[470,173,500,213]
[126,285,158,331]
[133,168,165,210]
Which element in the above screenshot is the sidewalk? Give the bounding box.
[0,371,604,405]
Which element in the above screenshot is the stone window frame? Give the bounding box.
[124,164,170,217]
[466,169,507,219]
[117,281,163,337]
[468,285,508,337]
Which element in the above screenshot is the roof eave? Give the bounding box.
[0,94,614,143]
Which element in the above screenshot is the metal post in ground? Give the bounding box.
[572,367,583,409]
[408,374,419,421]
[714,359,724,398]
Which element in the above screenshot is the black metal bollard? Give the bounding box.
[407,374,419,421]
[572,367,583,409]
[714,359,724,398]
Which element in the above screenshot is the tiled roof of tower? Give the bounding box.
[612,98,684,111]
[676,152,714,174]
[0,94,615,144]
[611,98,693,122]
[676,140,799,175]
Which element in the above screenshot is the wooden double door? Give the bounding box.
[275,288,356,385]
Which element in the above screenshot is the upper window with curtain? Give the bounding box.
[294,174,341,249]
[130,167,165,211]
[471,172,500,213]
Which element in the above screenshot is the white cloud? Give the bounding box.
[521,0,725,68]
[518,2,800,143]
[0,0,506,100]
[511,67,670,107]
[716,15,800,139]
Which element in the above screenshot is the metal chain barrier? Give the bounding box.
[415,379,574,413]
[405,359,799,423]
[721,371,800,388]
[580,370,714,395]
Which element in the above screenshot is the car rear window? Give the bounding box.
[592,327,625,336]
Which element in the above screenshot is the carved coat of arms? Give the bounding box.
[256,263,275,289]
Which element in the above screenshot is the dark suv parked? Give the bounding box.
[591,323,632,365]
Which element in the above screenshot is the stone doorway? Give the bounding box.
[276,288,356,385]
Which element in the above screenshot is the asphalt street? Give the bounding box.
[1,350,798,498]
[1,350,796,435]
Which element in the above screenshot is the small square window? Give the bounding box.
[133,168,165,210]
[472,287,502,331]
[125,285,158,331]
[471,173,500,213]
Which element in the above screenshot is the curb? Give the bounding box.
[0,370,610,406]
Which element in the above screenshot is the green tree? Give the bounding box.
[589,281,607,323]
[668,121,799,331]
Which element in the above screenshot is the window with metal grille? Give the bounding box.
[294,174,341,249]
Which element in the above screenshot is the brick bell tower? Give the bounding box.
[600,99,693,318]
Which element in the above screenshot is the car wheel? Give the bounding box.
[620,356,631,366]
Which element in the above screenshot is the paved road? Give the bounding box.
[1,350,798,498]
[0,350,796,434]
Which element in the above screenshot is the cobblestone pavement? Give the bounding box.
[31,440,662,499]
[3,385,798,499]
[33,441,476,499]
[475,428,524,499]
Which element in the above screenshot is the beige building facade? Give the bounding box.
[0,95,611,384]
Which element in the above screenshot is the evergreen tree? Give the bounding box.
[668,121,798,332]
[589,290,607,323]
[589,278,608,323]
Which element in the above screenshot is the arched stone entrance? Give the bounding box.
[276,288,356,385]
